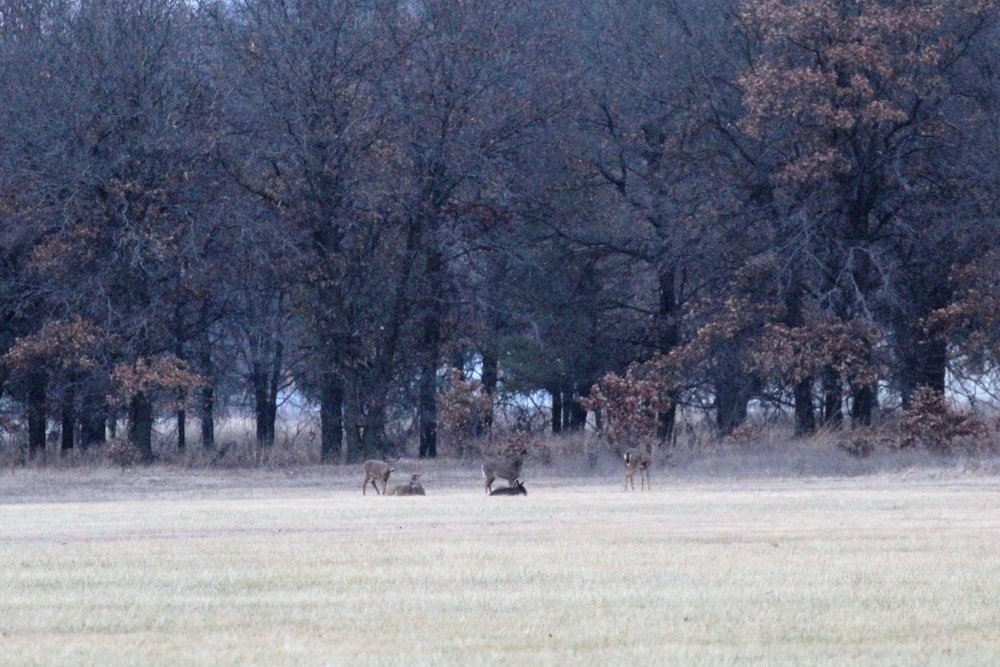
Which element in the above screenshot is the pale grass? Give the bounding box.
[1,467,1000,666]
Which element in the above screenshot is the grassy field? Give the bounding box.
[1,459,999,666]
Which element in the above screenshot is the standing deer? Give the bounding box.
[385,473,425,496]
[482,448,528,494]
[489,479,527,496]
[623,447,652,491]
[361,458,397,495]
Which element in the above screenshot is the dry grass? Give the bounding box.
[1,460,1000,666]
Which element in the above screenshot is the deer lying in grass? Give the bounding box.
[385,473,425,496]
[623,447,652,491]
[489,479,527,496]
[361,458,397,495]
[482,448,528,494]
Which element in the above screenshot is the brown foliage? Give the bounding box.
[3,317,107,377]
[105,437,143,471]
[736,0,985,183]
[927,251,1000,375]
[898,387,988,454]
[109,356,203,409]
[582,354,681,445]
[436,369,493,455]
[750,319,887,387]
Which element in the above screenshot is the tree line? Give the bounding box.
[1,0,998,463]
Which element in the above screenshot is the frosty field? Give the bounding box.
[1,461,999,666]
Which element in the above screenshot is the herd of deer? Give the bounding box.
[361,446,654,496]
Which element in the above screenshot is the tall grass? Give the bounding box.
[1,469,999,666]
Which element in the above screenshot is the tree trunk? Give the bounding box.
[565,384,588,431]
[320,370,344,463]
[793,376,816,437]
[898,332,947,409]
[360,409,386,462]
[549,386,562,435]
[252,366,272,447]
[60,385,75,454]
[342,370,366,463]
[197,307,215,448]
[27,370,47,459]
[850,383,876,428]
[713,347,755,437]
[199,383,214,449]
[821,366,843,429]
[128,392,155,463]
[418,249,444,459]
[783,264,816,437]
[252,338,282,448]
[657,402,677,443]
[714,377,750,437]
[656,262,680,443]
[479,347,498,434]
[176,404,186,451]
[79,384,106,450]
[418,364,437,458]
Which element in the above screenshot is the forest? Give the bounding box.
[1,0,999,464]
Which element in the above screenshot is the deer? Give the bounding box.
[623,446,652,491]
[385,473,425,496]
[489,479,527,496]
[361,457,397,496]
[482,447,528,494]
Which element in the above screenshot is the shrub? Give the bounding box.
[106,438,143,471]
[898,388,988,454]
[437,369,493,458]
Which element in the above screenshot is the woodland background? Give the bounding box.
[1,0,999,464]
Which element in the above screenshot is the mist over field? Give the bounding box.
[3,450,1000,666]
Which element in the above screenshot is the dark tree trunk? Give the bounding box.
[549,386,563,435]
[565,384,588,431]
[199,383,214,449]
[128,392,155,463]
[198,366,215,449]
[783,265,816,437]
[60,385,75,454]
[850,383,876,428]
[27,370,47,459]
[713,348,756,437]
[252,368,272,447]
[361,411,385,461]
[656,263,680,442]
[658,402,677,443]
[418,249,444,459]
[197,307,215,448]
[821,366,843,429]
[343,373,363,463]
[479,347,498,434]
[793,376,816,437]
[898,332,947,409]
[342,369,386,463]
[418,364,438,458]
[176,403,186,451]
[79,385,107,450]
[714,377,750,437]
[252,339,282,448]
[320,370,344,463]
